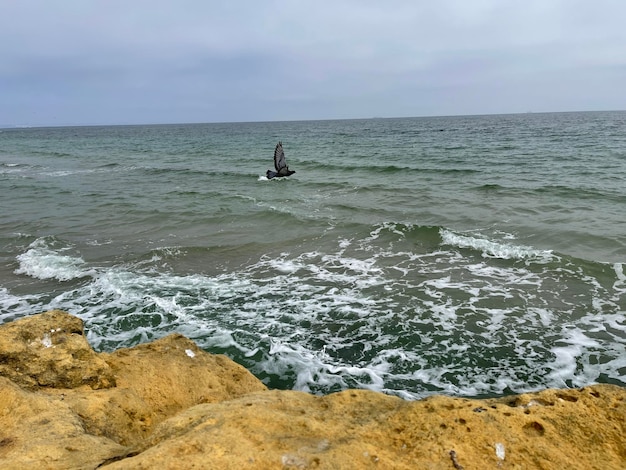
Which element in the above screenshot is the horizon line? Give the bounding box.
[1,108,624,130]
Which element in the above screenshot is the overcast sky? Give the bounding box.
[1,1,625,126]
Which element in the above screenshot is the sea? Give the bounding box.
[1,111,625,399]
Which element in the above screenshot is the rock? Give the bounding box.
[0,309,115,390]
[53,333,268,447]
[0,310,266,467]
[106,386,626,469]
[105,333,266,418]
[1,310,625,469]
[0,376,130,469]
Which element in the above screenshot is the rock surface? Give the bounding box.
[0,309,115,390]
[0,310,625,469]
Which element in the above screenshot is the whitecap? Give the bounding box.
[613,263,625,291]
[440,229,553,261]
[14,239,94,281]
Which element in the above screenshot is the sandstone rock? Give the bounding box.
[104,333,267,417]
[0,310,266,467]
[1,310,625,469]
[0,376,130,469]
[0,309,115,390]
[106,385,626,470]
[50,333,268,447]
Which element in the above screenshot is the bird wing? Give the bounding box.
[274,141,287,171]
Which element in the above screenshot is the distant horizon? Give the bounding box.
[2,108,624,130]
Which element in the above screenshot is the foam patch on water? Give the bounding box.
[613,263,626,295]
[440,229,554,262]
[0,287,41,324]
[14,238,95,281]
[0,162,26,175]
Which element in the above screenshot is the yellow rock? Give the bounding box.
[0,310,265,467]
[0,309,115,390]
[109,386,626,469]
[1,310,625,469]
[0,376,129,469]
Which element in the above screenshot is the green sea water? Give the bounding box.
[1,111,625,398]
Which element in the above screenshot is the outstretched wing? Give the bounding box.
[274,141,287,171]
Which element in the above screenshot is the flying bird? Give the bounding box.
[266,141,296,179]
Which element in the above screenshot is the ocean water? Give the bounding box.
[1,111,625,399]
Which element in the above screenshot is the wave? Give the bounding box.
[535,184,626,202]
[29,150,75,159]
[440,228,555,262]
[474,183,506,192]
[21,162,262,182]
[142,166,260,180]
[362,221,442,245]
[434,168,480,175]
[0,162,46,176]
[300,160,479,176]
[351,223,561,266]
[14,237,95,282]
[367,166,479,175]
[96,162,121,169]
[473,183,626,204]
[337,222,554,263]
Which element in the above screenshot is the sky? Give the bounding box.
[1,1,625,126]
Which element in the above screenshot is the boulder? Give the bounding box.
[0,310,266,467]
[0,376,130,469]
[0,309,115,390]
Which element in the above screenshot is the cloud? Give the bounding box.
[1,0,625,125]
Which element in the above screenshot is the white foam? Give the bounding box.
[86,239,113,246]
[440,229,553,261]
[0,163,24,174]
[263,339,388,393]
[338,238,352,249]
[548,329,603,386]
[14,239,94,281]
[269,258,300,274]
[0,287,40,323]
[548,344,580,382]
[613,263,625,293]
[367,221,406,240]
[529,308,554,328]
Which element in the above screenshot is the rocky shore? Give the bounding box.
[0,310,624,469]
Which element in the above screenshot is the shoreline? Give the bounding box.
[1,310,624,469]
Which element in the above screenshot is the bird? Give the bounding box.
[266,141,296,179]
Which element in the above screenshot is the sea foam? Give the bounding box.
[440,229,554,262]
[14,238,94,281]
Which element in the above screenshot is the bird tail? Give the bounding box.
[266,170,277,179]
